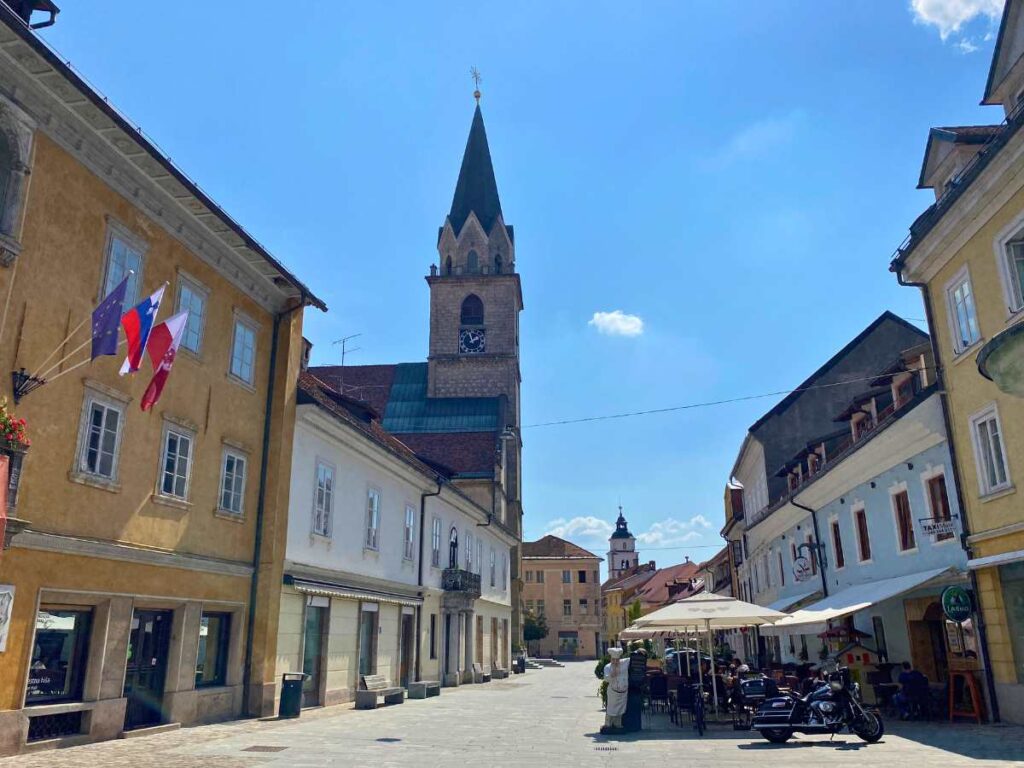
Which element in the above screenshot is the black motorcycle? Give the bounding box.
[751,664,884,744]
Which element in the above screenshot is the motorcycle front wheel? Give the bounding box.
[853,711,884,743]
[759,728,792,744]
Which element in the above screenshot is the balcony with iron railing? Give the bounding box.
[442,568,482,598]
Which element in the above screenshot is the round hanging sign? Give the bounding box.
[941,585,973,623]
[792,556,812,583]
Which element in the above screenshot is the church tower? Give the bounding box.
[608,508,639,581]
[427,100,523,535]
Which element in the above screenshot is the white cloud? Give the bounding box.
[910,0,1002,41]
[956,37,980,53]
[589,310,644,337]
[544,516,614,546]
[704,112,803,168]
[635,515,713,548]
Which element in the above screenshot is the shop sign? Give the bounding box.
[792,556,812,583]
[941,585,973,623]
[920,517,956,536]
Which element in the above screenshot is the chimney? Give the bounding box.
[10,1,59,28]
[684,555,690,564]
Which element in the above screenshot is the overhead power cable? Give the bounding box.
[524,368,935,429]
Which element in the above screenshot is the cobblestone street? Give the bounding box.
[2,662,1023,767]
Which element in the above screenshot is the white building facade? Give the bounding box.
[274,373,515,708]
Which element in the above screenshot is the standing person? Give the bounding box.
[623,641,648,732]
[601,647,629,734]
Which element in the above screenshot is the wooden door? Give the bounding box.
[908,621,939,682]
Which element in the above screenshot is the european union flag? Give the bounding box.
[91,276,129,359]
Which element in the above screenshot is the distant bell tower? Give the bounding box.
[608,507,639,581]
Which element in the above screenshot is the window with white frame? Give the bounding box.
[313,461,334,536]
[465,531,474,571]
[945,268,981,352]
[403,505,415,560]
[229,316,257,385]
[971,405,1011,495]
[159,423,194,499]
[476,539,483,575]
[102,224,144,305]
[431,516,442,567]
[1002,240,1024,312]
[365,489,381,550]
[219,448,246,515]
[176,275,208,355]
[891,488,916,552]
[77,394,124,481]
[854,505,872,562]
[490,548,496,587]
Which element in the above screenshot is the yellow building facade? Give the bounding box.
[893,0,1024,723]
[0,9,320,754]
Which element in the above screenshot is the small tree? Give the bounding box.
[523,611,549,656]
[627,600,642,624]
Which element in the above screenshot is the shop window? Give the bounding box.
[195,613,230,687]
[429,614,437,660]
[358,606,379,676]
[26,609,92,704]
[1000,562,1024,683]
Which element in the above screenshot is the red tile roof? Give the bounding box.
[522,535,601,560]
[312,364,397,416]
[635,561,703,608]
[393,431,497,476]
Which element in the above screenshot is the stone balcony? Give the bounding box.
[442,568,482,598]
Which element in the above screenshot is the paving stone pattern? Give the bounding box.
[3,662,1024,767]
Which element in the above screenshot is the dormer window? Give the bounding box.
[852,412,873,441]
[808,453,820,476]
[893,373,915,408]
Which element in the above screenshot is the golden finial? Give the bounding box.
[470,66,482,103]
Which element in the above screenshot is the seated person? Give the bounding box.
[894,662,930,719]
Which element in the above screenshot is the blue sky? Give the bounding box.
[41,1,1004,575]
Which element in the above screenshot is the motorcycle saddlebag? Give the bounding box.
[751,697,795,729]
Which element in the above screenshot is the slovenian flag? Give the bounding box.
[119,285,166,375]
[141,311,188,411]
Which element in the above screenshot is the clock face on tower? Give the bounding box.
[459,327,486,354]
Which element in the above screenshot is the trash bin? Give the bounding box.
[279,672,307,718]
[515,657,526,674]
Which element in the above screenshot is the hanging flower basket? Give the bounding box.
[0,399,30,516]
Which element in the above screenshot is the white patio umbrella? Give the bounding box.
[628,593,788,712]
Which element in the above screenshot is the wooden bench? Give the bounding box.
[491,666,509,680]
[472,663,491,684]
[407,680,441,699]
[354,674,405,709]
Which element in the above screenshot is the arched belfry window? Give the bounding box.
[466,249,479,274]
[445,255,453,276]
[494,253,503,274]
[460,294,484,325]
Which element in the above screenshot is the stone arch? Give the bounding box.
[460,294,484,325]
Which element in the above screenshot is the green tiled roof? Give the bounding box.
[381,363,501,433]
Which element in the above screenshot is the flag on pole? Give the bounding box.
[140,311,188,412]
[90,275,129,359]
[119,285,166,375]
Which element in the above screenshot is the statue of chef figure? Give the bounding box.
[601,646,629,733]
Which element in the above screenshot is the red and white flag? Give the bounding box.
[141,311,188,412]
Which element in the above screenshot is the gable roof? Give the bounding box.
[747,311,927,433]
[635,560,703,607]
[984,0,1023,104]
[448,105,505,238]
[917,125,1002,188]
[522,535,601,560]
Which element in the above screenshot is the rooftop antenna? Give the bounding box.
[331,333,362,392]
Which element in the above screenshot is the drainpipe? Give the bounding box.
[791,500,829,599]
[242,299,304,716]
[894,267,1001,723]
[415,476,444,682]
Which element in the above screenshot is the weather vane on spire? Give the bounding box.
[470,66,482,103]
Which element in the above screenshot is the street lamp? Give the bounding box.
[977,322,1024,397]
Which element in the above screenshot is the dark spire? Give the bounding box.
[611,507,633,540]
[448,105,504,238]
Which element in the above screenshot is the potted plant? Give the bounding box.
[0,399,29,520]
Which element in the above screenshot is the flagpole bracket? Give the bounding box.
[11,368,45,404]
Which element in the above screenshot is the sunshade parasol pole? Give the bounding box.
[696,624,704,693]
[686,628,692,677]
[707,618,718,712]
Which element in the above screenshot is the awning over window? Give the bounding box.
[290,578,423,608]
[764,588,822,614]
[768,566,958,634]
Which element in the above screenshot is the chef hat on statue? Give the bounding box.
[608,647,623,660]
